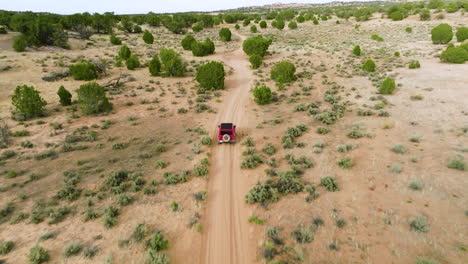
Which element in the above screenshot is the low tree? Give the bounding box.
[274,20,285,30]
[361,59,376,72]
[456,26,468,42]
[353,45,361,56]
[440,46,468,64]
[76,82,112,115]
[249,54,262,69]
[191,38,215,57]
[110,34,122,45]
[196,61,225,90]
[243,35,272,57]
[271,61,296,84]
[13,35,27,52]
[259,21,267,28]
[119,45,131,60]
[313,18,319,25]
[142,30,154,44]
[57,86,72,106]
[181,34,196,50]
[219,28,231,41]
[419,9,431,21]
[431,23,453,44]
[159,48,186,77]
[69,62,98,80]
[12,85,47,119]
[126,54,140,70]
[192,22,203,32]
[379,77,396,94]
[133,24,142,33]
[253,86,273,105]
[148,55,161,76]
[235,24,240,30]
[288,21,298,29]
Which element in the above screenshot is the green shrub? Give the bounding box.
[440,46,468,64]
[456,26,468,42]
[63,241,82,257]
[361,59,376,72]
[253,86,273,105]
[83,245,99,259]
[192,22,203,32]
[409,60,421,69]
[415,258,439,264]
[406,27,412,33]
[0,240,15,255]
[118,194,134,206]
[69,62,98,80]
[12,85,47,119]
[146,231,169,251]
[57,86,72,106]
[148,251,169,264]
[148,55,161,76]
[143,30,154,44]
[271,61,296,84]
[133,25,142,33]
[291,227,313,243]
[313,18,319,25]
[104,206,119,228]
[352,45,361,56]
[379,77,396,95]
[338,157,354,169]
[249,54,262,69]
[250,25,257,33]
[320,176,339,191]
[119,45,132,60]
[163,171,189,185]
[159,48,186,77]
[420,9,431,21]
[431,23,453,44]
[409,180,423,191]
[219,28,232,41]
[243,35,272,57]
[196,61,224,90]
[241,154,264,169]
[28,245,50,264]
[191,38,215,57]
[110,34,122,45]
[13,35,27,52]
[0,26,7,34]
[181,34,196,50]
[235,24,240,30]
[245,183,278,204]
[76,82,112,115]
[259,21,267,28]
[274,19,285,30]
[371,34,384,41]
[410,215,429,233]
[262,143,276,155]
[447,155,466,171]
[288,21,298,29]
[126,54,140,70]
[391,144,407,154]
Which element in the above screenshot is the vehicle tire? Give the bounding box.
[222,134,230,142]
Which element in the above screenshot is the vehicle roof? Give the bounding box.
[220,123,233,129]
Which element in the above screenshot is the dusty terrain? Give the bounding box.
[0,8,467,264]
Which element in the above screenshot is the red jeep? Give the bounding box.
[218,123,236,143]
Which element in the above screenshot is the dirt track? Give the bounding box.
[200,35,257,264]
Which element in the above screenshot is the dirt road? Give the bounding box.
[199,35,257,264]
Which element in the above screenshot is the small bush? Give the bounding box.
[291,227,313,243]
[409,60,421,69]
[352,45,361,56]
[362,59,376,72]
[103,206,119,228]
[160,48,186,77]
[288,21,298,29]
[262,143,276,155]
[431,24,453,44]
[336,218,346,228]
[181,34,196,50]
[249,54,262,69]
[76,82,112,115]
[57,86,72,106]
[28,245,50,264]
[253,85,272,105]
[406,27,412,33]
[126,54,140,70]
[391,144,407,154]
[219,28,232,41]
[0,240,15,255]
[338,157,354,169]
[148,251,169,264]
[83,245,99,259]
[271,61,296,84]
[69,62,98,80]
[143,30,154,44]
[243,35,272,57]
[420,9,431,21]
[63,241,82,257]
[440,46,468,64]
[409,180,423,191]
[260,21,267,28]
[320,176,339,191]
[13,35,27,52]
[149,55,161,76]
[241,154,264,169]
[410,215,429,233]
[12,85,47,119]
[456,27,468,42]
[379,77,396,95]
[250,25,257,33]
[371,34,383,41]
[110,34,122,45]
[146,231,169,252]
[245,183,278,204]
[196,61,224,90]
[119,45,131,60]
[415,258,439,264]
[447,155,467,171]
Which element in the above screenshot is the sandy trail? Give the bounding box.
[199,35,256,264]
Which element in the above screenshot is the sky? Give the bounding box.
[1,0,374,14]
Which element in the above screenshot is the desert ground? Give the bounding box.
[0,6,467,264]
